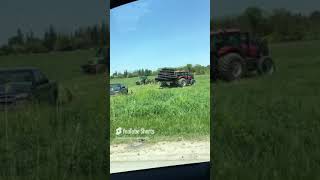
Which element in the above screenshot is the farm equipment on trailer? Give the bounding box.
[155,68,195,87]
[136,76,154,85]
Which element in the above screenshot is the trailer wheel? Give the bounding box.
[160,82,167,87]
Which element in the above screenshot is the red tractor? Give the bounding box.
[211,29,275,81]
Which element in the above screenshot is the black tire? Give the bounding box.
[178,78,187,87]
[190,79,196,85]
[257,56,275,75]
[218,53,246,81]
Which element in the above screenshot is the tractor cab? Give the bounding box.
[175,70,194,79]
[211,29,268,59]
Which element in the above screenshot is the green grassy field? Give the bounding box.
[2,40,319,179]
[213,41,320,179]
[110,75,210,142]
[0,50,107,179]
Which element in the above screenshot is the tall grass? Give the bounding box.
[110,75,210,142]
[0,50,107,179]
[212,41,320,179]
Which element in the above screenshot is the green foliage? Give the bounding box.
[43,25,57,51]
[54,35,73,51]
[176,64,210,75]
[241,7,264,34]
[213,8,320,42]
[24,32,49,53]
[1,22,109,56]
[111,64,210,79]
[112,68,154,78]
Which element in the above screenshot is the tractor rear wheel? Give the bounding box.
[218,53,246,81]
[178,78,187,87]
[257,56,275,75]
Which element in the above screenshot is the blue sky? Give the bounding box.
[110,0,210,74]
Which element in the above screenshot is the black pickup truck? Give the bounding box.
[0,67,58,107]
[110,83,128,96]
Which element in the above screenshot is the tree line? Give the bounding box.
[111,64,210,79]
[212,7,320,42]
[0,23,109,56]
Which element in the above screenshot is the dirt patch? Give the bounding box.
[111,140,210,162]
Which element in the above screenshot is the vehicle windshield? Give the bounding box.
[110,84,121,91]
[0,71,33,84]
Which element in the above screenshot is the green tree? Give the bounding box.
[44,25,57,50]
[123,70,128,78]
[25,31,48,53]
[186,64,193,72]
[54,35,72,51]
[242,7,264,34]
[7,28,26,54]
